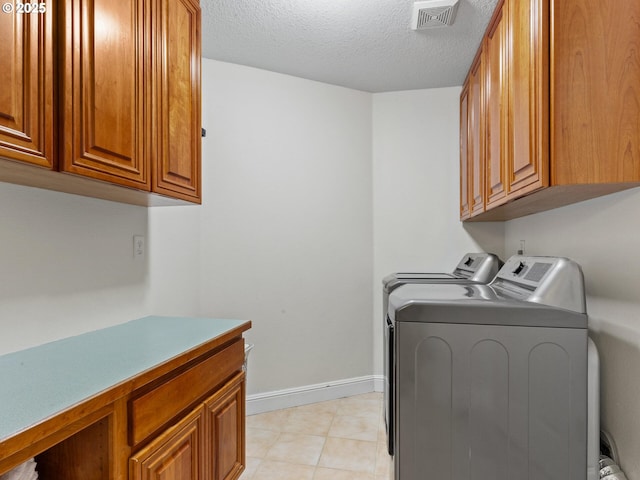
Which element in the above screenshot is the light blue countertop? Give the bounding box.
[0,316,249,443]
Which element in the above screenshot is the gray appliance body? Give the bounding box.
[387,256,589,480]
[382,252,502,455]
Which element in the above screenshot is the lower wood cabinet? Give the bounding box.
[0,318,250,480]
[130,372,245,480]
[131,407,204,480]
[205,374,246,480]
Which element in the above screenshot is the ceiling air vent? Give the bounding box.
[411,0,460,30]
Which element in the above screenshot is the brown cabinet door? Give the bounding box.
[152,0,202,202]
[484,1,508,208]
[130,406,204,480]
[551,0,640,185]
[0,0,53,168]
[468,53,485,217]
[204,373,245,480]
[507,0,549,197]
[61,0,151,189]
[459,83,470,220]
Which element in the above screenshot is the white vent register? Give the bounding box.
[411,0,460,29]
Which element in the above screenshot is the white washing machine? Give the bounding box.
[386,255,599,480]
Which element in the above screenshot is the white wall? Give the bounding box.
[198,60,373,395]
[147,206,201,316]
[0,182,202,356]
[0,183,152,354]
[371,87,505,375]
[0,60,374,400]
[504,187,640,479]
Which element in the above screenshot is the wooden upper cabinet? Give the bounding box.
[459,83,470,220]
[468,53,485,217]
[0,0,54,168]
[484,0,508,209]
[0,0,201,205]
[61,0,151,189]
[459,0,640,221]
[507,0,549,197]
[152,0,202,202]
[551,0,640,185]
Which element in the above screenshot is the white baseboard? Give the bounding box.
[246,375,384,415]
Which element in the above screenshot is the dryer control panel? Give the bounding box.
[490,255,586,313]
[452,252,502,282]
[501,257,553,287]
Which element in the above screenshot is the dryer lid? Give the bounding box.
[388,283,587,329]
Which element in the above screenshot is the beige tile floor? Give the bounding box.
[241,392,393,480]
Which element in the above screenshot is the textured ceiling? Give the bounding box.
[200,0,499,93]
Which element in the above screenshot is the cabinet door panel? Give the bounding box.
[469,54,485,217]
[460,84,470,220]
[552,0,640,184]
[507,0,548,196]
[205,373,245,480]
[131,406,203,480]
[62,0,150,188]
[0,1,53,168]
[153,0,201,202]
[484,2,507,208]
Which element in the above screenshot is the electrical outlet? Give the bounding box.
[517,239,526,255]
[133,235,145,258]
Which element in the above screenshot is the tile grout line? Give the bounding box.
[316,409,337,468]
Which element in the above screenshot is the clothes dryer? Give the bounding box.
[382,252,502,454]
[386,255,598,480]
